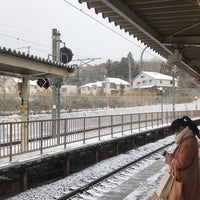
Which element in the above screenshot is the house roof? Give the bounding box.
[142,71,177,81]
[94,81,103,87]
[104,77,130,85]
[80,77,130,88]
[80,81,103,88]
[79,83,93,88]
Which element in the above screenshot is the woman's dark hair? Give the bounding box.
[171,116,200,138]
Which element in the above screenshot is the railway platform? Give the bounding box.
[97,158,165,200]
[98,146,200,200]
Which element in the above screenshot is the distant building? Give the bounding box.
[103,77,130,96]
[79,77,130,96]
[1,78,79,96]
[2,77,18,94]
[29,80,50,94]
[60,85,78,96]
[79,82,104,96]
[132,71,178,95]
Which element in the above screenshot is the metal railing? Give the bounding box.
[0,110,200,161]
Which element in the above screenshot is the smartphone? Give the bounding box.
[162,150,167,157]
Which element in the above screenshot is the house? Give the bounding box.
[1,77,18,94]
[132,71,178,95]
[103,77,130,96]
[60,85,78,96]
[79,77,130,96]
[29,80,51,94]
[79,81,104,96]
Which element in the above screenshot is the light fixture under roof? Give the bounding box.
[197,0,200,7]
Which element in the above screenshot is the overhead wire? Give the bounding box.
[0,33,50,49]
[0,23,49,39]
[0,30,93,61]
[0,22,52,56]
[62,0,164,61]
[0,0,163,62]
[0,23,98,61]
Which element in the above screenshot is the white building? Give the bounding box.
[2,77,18,94]
[103,78,130,96]
[79,77,130,96]
[29,80,49,94]
[132,71,178,94]
[61,85,78,96]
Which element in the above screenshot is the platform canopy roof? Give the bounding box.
[79,0,200,78]
[0,47,74,79]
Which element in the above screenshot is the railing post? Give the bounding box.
[40,121,43,155]
[111,115,113,138]
[130,114,133,133]
[83,118,86,144]
[64,119,67,149]
[98,116,100,141]
[57,119,60,145]
[121,115,124,135]
[166,112,168,125]
[157,112,159,127]
[138,114,141,131]
[9,123,12,162]
[145,113,147,129]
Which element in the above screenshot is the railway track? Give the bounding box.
[58,142,174,200]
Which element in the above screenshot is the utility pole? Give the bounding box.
[128,56,132,88]
[21,76,29,152]
[168,49,182,119]
[52,28,62,143]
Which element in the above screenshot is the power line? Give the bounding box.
[62,0,163,61]
[0,23,49,39]
[0,1,164,62]
[0,32,51,49]
[62,0,141,49]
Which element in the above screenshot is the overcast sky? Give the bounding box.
[0,0,164,65]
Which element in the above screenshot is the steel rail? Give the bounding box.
[58,142,174,200]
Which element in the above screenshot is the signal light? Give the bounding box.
[60,46,73,64]
[37,78,50,89]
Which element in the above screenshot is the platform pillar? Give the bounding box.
[64,157,70,176]
[95,149,99,163]
[20,170,27,192]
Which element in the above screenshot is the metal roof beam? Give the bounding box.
[100,0,162,42]
[163,36,200,46]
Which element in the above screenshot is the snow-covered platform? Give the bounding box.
[98,147,200,200]
[97,159,165,200]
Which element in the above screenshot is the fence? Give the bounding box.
[1,110,200,162]
[0,93,197,115]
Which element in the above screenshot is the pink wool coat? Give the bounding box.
[166,136,200,200]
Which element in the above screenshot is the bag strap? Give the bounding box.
[171,159,180,181]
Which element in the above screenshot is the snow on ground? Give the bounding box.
[0,99,198,122]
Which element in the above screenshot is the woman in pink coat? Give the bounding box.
[164,116,200,200]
